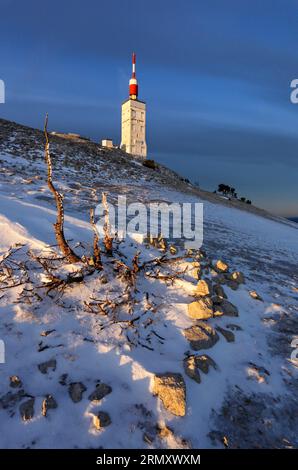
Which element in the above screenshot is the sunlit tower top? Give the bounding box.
[129,52,138,100]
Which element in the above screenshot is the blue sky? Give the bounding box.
[1,0,298,216]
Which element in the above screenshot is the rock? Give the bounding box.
[19,398,35,421]
[187,298,213,320]
[220,299,239,317]
[229,271,245,284]
[38,359,57,374]
[226,323,242,331]
[184,354,217,382]
[42,394,58,416]
[93,411,111,429]
[214,260,229,273]
[40,329,56,337]
[184,322,219,351]
[157,424,174,439]
[196,279,212,297]
[213,306,224,317]
[216,326,235,342]
[88,383,112,402]
[183,356,201,383]
[68,382,86,403]
[9,375,22,388]
[153,373,186,417]
[249,290,263,301]
[195,354,218,374]
[213,284,227,299]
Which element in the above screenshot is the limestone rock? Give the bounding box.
[196,279,212,297]
[184,322,219,350]
[216,326,235,342]
[195,354,217,374]
[68,382,86,403]
[93,411,111,429]
[220,299,239,317]
[183,356,201,383]
[9,375,22,388]
[38,359,56,374]
[213,306,224,317]
[214,260,229,273]
[42,394,58,416]
[249,290,263,301]
[187,298,213,320]
[19,398,35,421]
[229,271,245,284]
[153,373,186,417]
[88,383,112,402]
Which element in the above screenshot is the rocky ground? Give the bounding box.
[0,118,297,449]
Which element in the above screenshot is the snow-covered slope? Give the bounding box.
[0,119,297,449]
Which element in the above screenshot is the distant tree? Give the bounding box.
[230,187,235,197]
[246,200,252,205]
[240,197,246,203]
[143,159,156,170]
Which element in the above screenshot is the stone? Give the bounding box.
[184,322,219,351]
[93,411,111,430]
[195,354,217,374]
[249,290,263,301]
[68,382,86,403]
[216,326,235,342]
[183,356,201,383]
[187,298,213,320]
[220,299,239,317]
[42,394,58,416]
[196,279,212,297]
[184,354,217,383]
[214,260,229,273]
[213,284,227,299]
[19,398,35,421]
[229,271,245,284]
[40,329,56,337]
[88,383,112,402]
[153,373,186,417]
[213,307,224,317]
[157,424,174,439]
[38,359,56,374]
[9,375,22,388]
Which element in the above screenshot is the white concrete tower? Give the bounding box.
[120,53,147,158]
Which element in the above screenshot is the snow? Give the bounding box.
[0,123,298,449]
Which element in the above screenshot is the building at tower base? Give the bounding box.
[120,53,147,159]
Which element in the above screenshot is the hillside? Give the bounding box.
[0,118,297,449]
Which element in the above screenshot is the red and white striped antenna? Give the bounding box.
[129,52,138,99]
